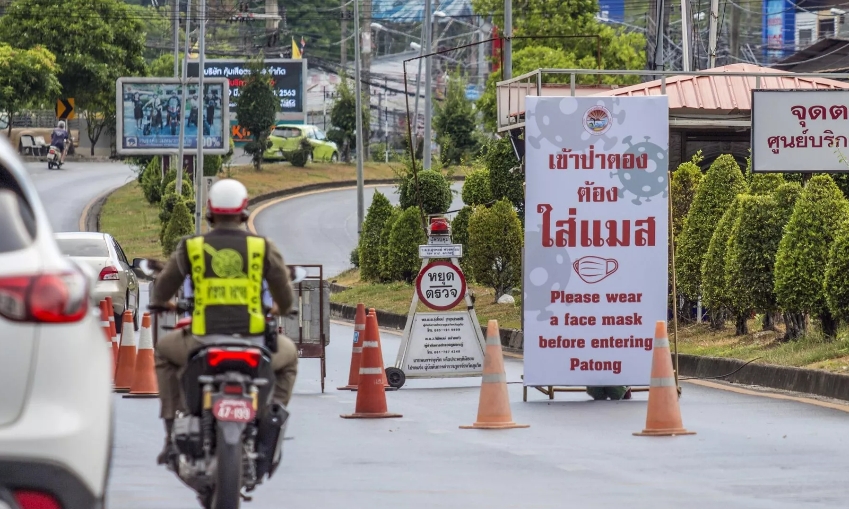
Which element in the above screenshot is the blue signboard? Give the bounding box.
[371,0,472,22]
[598,0,625,22]
[465,84,481,101]
[763,0,796,62]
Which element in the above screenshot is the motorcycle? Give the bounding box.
[139,259,308,509]
[46,141,68,170]
[168,104,181,135]
[142,107,153,136]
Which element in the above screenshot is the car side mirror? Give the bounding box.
[289,266,308,284]
[132,258,144,269]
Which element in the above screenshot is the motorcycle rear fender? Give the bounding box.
[218,420,246,446]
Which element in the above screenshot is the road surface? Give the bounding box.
[253,184,464,278]
[25,160,136,232]
[86,182,849,508]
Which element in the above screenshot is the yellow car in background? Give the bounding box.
[264,123,339,163]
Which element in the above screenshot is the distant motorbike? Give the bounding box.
[139,259,307,509]
[168,104,181,135]
[46,142,68,170]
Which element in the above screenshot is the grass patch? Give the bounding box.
[100,182,162,259]
[330,269,522,330]
[100,161,462,260]
[674,320,849,374]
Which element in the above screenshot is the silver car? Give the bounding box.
[54,232,141,332]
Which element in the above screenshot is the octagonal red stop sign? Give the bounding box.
[416,261,466,311]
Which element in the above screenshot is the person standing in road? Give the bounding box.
[148,179,300,466]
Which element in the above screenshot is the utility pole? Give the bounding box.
[341,0,348,68]
[362,0,372,161]
[173,0,180,77]
[423,0,432,169]
[680,0,691,71]
[176,0,192,196]
[195,0,206,235]
[708,0,719,68]
[503,0,511,79]
[729,0,740,61]
[353,0,365,233]
[653,0,665,72]
[412,21,425,159]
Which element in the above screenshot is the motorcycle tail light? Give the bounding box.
[207,348,261,368]
[14,490,61,509]
[0,272,88,323]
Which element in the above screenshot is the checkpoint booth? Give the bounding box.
[494,65,849,400]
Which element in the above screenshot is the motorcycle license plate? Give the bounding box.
[212,398,255,423]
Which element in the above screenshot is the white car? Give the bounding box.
[0,137,112,508]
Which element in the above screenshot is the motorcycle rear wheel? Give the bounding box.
[212,424,243,509]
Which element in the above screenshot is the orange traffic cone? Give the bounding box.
[113,310,137,393]
[461,320,529,430]
[340,312,402,419]
[362,307,396,392]
[338,303,367,391]
[124,313,158,398]
[105,297,119,368]
[634,321,695,437]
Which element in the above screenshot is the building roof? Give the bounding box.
[590,63,849,113]
[773,37,849,73]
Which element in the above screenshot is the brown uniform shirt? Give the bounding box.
[150,223,294,332]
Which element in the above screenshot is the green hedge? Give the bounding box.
[467,199,523,300]
[358,191,394,281]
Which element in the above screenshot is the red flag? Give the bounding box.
[300,36,306,55]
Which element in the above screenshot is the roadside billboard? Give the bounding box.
[186,59,306,143]
[752,89,849,173]
[763,0,796,62]
[522,96,669,387]
[115,77,230,155]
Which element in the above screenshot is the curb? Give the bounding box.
[22,154,115,163]
[81,187,121,233]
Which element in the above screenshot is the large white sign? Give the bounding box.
[403,312,484,376]
[752,89,849,173]
[522,96,669,387]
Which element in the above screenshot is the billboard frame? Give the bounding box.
[115,76,231,156]
[185,57,308,118]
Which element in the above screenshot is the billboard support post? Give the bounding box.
[176,0,192,195]
[195,0,206,235]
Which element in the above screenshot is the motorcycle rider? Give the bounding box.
[50,120,70,164]
[149,178,299,466]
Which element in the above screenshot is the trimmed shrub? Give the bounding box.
[288,138,312,167]
[162,199,194,257]
[451,205,473,275]
[676,154,748,302]
[825,219,849,322]
[467,199,523,300]
[670,152,704,240]
[700,196,744,330]
[377,206,402,282]
[203,154,222,176]
[386,206,427,282]
[400,169,452,215]
[481,137,524,218]
[775,174,849,338]
[140,156,163,204]
[358,191,394,281]
[750,172,785,196]
[350,246,360,268]
[461,167,493,207]
[725,184,802,328]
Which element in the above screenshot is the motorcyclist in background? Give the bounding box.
[148,178,299,466]
[50,121,70,164]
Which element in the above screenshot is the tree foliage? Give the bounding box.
[386,206,427,283]
[467,200,523,300]
[378,206,402,282]
[676,154,748,301]
[434,72,478,166]
[238,55,279,171]
[461,167,493,207]
[472,0,646,130]
[480,137,524,219]
[670,151,704,240]
[750,172,785,195]
[451,205,474,275]
[328,75,369,163]
[358,191,394,282]
[0,44,61,135]
[399,169,452,215]
[774,175,849,323]
[141,156,163,204]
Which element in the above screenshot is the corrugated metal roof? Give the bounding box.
[591,63,849,112]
